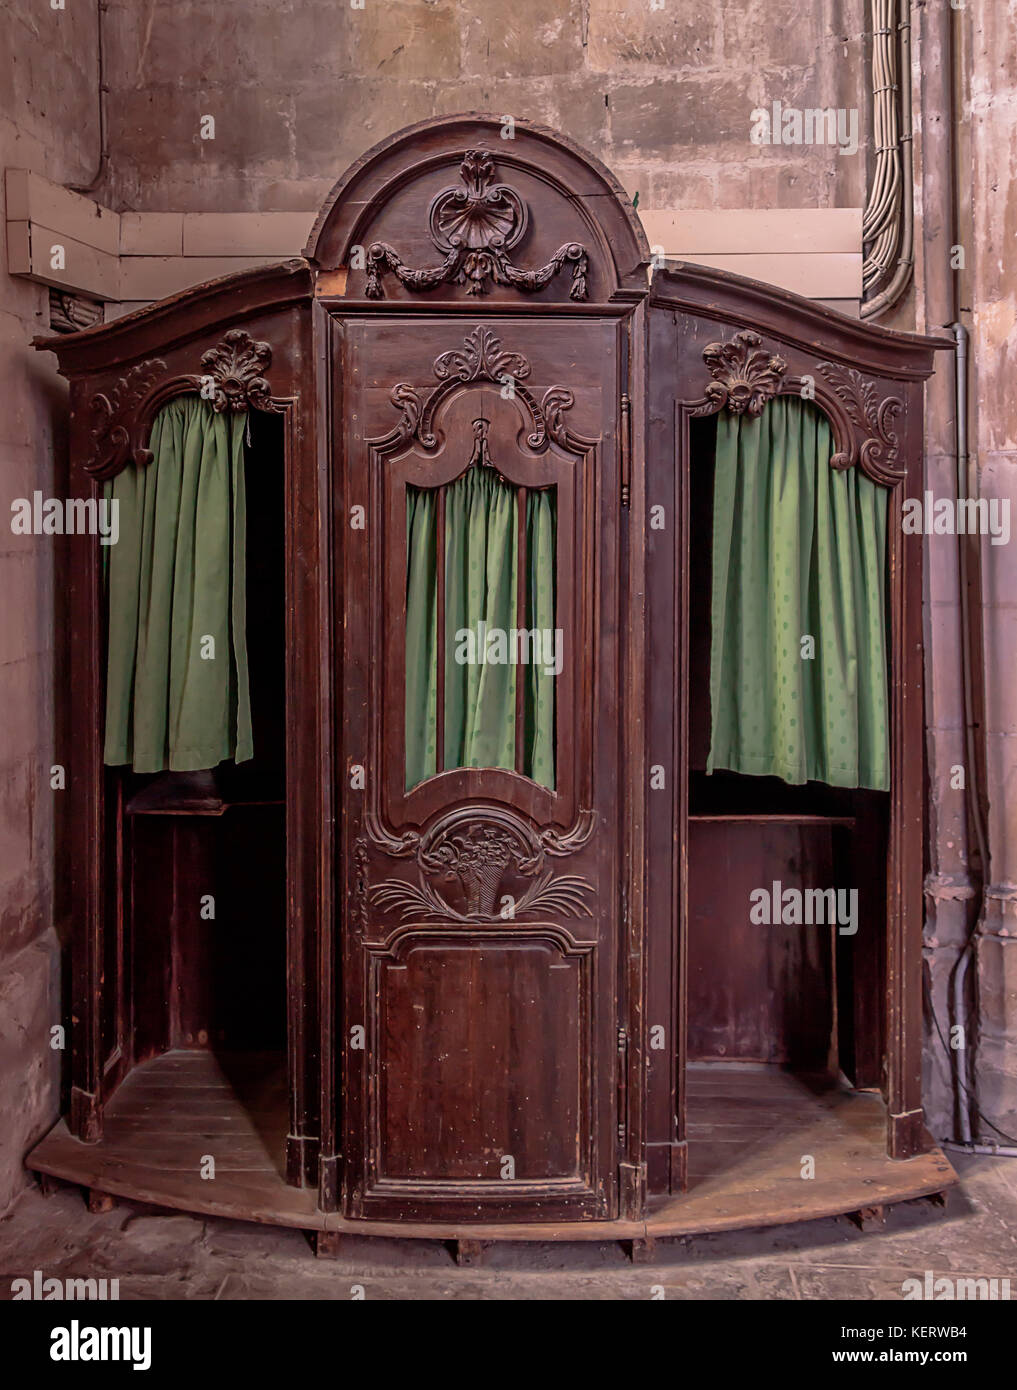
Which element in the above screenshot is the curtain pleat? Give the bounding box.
[707,396,889,791]
[104,396,253,772]
[404,485,438,790]
[405,467,556,790]
[523,486,557,787]
[444,466,519,775]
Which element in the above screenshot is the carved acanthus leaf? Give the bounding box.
[815,362,904,479]
[386,326,575,453]
[433,326,530,384]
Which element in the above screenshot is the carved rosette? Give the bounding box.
[386,326,576,453]
[198,328,275,413]
[363,148,589,301]
[366,809,594,923]
[698,330,788,417]
[815,362,905,481]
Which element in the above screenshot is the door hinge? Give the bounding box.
[619,392,632,508]
[617,1027,628,1144]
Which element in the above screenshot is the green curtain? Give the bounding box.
[405,466,556,790]
[104,396,253,773]
[707,396,889,791]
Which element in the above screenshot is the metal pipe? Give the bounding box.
[68,0,109,195]
[949,318,991,1146]
[943,1141,1017,1159]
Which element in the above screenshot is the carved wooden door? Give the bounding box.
[337,314,624,1222]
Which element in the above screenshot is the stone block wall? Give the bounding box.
[99,0,868,216]
[0,1,101,1209]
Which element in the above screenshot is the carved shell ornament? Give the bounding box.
[364,148,589,301]
[199,328,274,413]
[368,812,595,923]
[701,330,788,416]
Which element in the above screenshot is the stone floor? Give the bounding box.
[0,1151,1014,1300]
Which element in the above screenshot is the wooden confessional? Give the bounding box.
[27,115,956,1253]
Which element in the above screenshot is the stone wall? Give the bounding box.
[100,0,867,216]
[968,1,1017,1144]
[0,0,100,1208]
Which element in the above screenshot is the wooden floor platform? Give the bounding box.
[26,1052,956,1244]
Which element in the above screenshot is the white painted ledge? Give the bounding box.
[5,169,863,309]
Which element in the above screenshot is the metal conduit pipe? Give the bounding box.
[862,0,902,283]
[948,321,986,1145]
[68,0,109,195]
[943,1142,1017,1159]
[860,0,915,319]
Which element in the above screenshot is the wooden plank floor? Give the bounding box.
[26,1053,956,1241]
[28,1050,326,1230]
[645,1062,957,1234]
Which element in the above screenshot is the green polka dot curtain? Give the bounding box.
[707,396,890,791]
[103,396,253,773]
[405,466,556,790]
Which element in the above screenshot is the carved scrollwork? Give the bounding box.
[353,837,370,932]
[385,326,577,453]
[85,358,169,478]
[198,328,276,413]
[688,332,907,487]
[698,330,788,417]
[83,329,281,480]
[363,148,588,301]
[366,807,595,923]
[432,326,530,385]
[814,362,905,482]
[539,807,598,857]
[540,386,577,449]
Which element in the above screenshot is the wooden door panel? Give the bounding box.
[337,313,622,1222]
[373,934,589,1183]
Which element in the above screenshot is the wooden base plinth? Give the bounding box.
[27,1054,957,1247]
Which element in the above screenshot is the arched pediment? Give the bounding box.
[305,113,650,305]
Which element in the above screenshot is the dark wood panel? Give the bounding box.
[376,939,585,1182]
[687,822,837,1068]
[339,308,624,1224]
